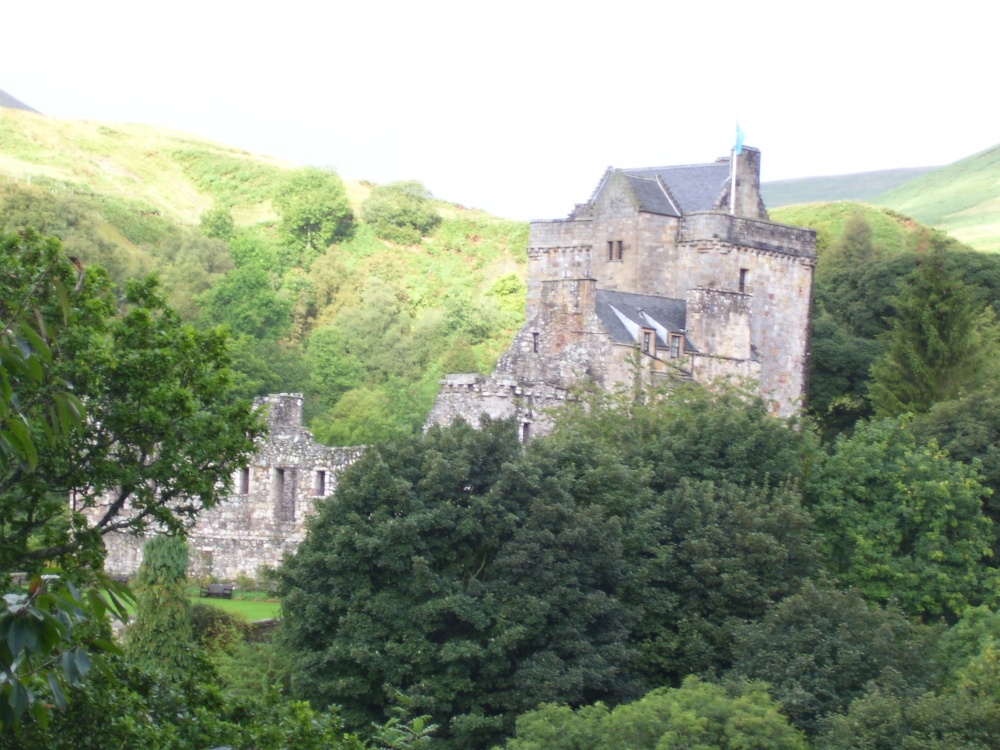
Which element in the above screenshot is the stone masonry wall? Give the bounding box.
[100,394,363,580]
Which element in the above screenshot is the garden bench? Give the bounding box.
[199,582,235,599]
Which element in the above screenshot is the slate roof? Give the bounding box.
[623,161,731,214]
[0,89,39,113]
[595,289,695,350]
[624,175,679,217]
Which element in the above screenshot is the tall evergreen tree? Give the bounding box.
[126,535,195,676]
[869,249,999,416]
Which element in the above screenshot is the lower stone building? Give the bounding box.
[99,394,361,580]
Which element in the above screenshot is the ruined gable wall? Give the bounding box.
[100,394,363,580]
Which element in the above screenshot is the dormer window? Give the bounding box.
[670,335,682,359]
[642,328,655,355]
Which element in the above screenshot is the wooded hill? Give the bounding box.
[0,107,528,444]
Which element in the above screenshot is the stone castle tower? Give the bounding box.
[427,147,817,437]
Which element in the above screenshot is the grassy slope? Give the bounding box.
[874,143,1000,253]
[769,201,934,258]
[0,107,295,224]
[762,167,936,207]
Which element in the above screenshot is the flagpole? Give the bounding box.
[730,122,744,215]
[730,148,737,215]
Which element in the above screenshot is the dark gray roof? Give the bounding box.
[624,175,679,217]
[595,289,691,348]
[0,89,39,113]
[624,161,730,213]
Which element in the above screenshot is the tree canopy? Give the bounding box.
[361,181,441,245]
[869,249,1000,416]
[0,228,264,575]
[272,168,354,264]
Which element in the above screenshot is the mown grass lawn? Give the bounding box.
[189,596,281,621]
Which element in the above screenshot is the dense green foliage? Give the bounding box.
[361,181,442,244]
[804,418,997,620]
[272,168,354,264]
[127,537,196,676]
[504,678,806,750]
[279,387,821,747]
[0,230,263,575]
[869,249,999,416]
[279,418,639,749]
[730,583,935,734]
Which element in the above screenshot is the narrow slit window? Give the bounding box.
[314,470,327,497]
[532,332,539,353]
[739,268,748,293]
[521,422,531,443]
[616,240,624,261]
[275,468,296,522]
[238,467,250,495]
[607,240,614,261]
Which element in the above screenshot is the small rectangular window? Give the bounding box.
[532,332,539,353]
[617,240,624,261]
[314,470,327,497]
[670,335,682,359]
[607,240,614,261]
[522,422,531,443]
[238,467,250,495]
[739,268,748,293]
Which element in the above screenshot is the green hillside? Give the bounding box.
[874,143,1000,253]
[762,167,935,207]
[769,200,949,259]
[0,107,529,445]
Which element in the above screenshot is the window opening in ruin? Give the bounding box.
[670,335,682,358]
[617,240,624,261]
[739,268,748,292]
[274,467,296,522]
[238,467,250,495]
[607,240,614,261]
[522,422,531,443]
[314,470,327,497]
[532,332,539,352]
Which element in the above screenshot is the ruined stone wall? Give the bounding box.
[100,394,363,580]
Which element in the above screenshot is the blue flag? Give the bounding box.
[734,123,745,156]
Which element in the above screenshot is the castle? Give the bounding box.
[426,146,817,436]
[101,146,816,580]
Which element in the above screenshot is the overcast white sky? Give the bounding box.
[3,0,996,220]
